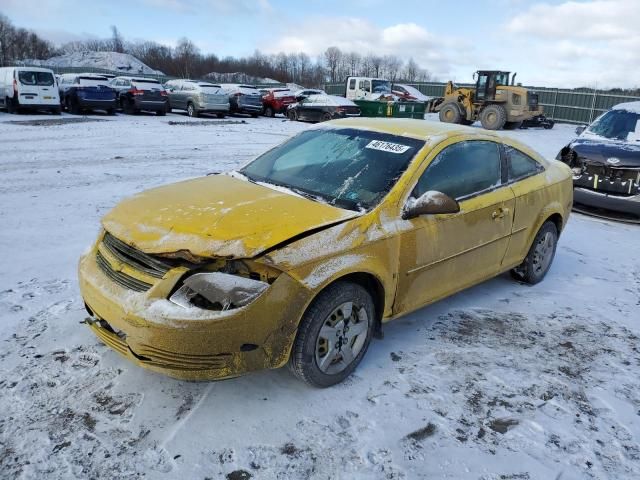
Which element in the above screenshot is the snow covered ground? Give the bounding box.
[0,111,638,480]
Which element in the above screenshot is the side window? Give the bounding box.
[506,146,544,181]
[349,79,356,90]
[415,141,502,200]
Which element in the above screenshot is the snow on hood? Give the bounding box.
[101,175,361,260]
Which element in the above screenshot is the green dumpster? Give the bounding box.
[354,100,425,119]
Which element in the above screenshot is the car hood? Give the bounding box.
[570,136,640,167]
[102,175,360,259]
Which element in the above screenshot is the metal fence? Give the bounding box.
[323,82,640,124]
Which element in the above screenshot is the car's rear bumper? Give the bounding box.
[134,99,168,112]
[197,103,230,113]
[78,244,309,380]
[573,187,640,222]
[78,99,117,109]
[17,102,59,110]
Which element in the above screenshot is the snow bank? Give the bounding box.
[23,51,163,75]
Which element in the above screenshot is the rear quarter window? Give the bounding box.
[506,146,544,181]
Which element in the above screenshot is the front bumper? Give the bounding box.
[573,187,640,222]
[78,245,310,380]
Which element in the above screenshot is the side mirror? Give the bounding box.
[575,125,587,136]
[402,191,460,220]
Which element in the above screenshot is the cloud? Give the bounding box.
[502,0,640,88]
[264,18,477,80]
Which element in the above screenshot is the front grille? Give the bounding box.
[574,166,640,196]
[134,343,232,371]
[96,250,153,292]
[102,232,171,279]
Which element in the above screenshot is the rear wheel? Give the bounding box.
[288,109,297,121]
[107,108,116,116]
[480,104,507,130]
[216,112,225,119]
[264,106,274,117]
[503,121,522,130]
[288,281,374,387]
[68,97,80,115]
[186,102,197,117]
[510,221,558,285]
[6,97,17,114]
[157,107,166,116]
[439,102,462,124]
[321,112,332,122]
[51,106,62,115]
[250,112,259,118]
[123,98,135,115]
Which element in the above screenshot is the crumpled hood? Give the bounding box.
[571,136,640,167]
[102,175,360,259]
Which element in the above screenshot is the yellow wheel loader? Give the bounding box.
[434,71,550,130]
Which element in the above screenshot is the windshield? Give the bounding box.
[495,73,510,86]
[240,128,425,211]
[587,109,640,141]
[372,80,391,94]
[18,71,54,86]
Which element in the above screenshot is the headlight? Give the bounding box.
[169,272,268,310]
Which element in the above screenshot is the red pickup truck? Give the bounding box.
[260,88,296,117]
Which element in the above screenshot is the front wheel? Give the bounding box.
[288,281,374,388]
[321,112,332,122]
[510,221,558,285]
[186,102,197,117]
[439,102,462,124]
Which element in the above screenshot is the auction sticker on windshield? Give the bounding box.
[365,140,411,154]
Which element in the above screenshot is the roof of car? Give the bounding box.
[323,118,546,162]
[612,101,640,114]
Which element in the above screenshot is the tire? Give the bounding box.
[157,107,166,116]
[7,97,17,114]
[288,281,375,388]
[321,112,332,122]
[480,104,507,130]
[288,109,297,121]
[186,102,197,117]
[250,112,259,118]
[216,113,225,119]
[123,98,135,115]
[439,102,462,124]
[264,106,274,117]
[503,121,522,130]
[510,221,558,285]
[51,106,61,115]
[544,121,555,130]
[107,108,116,116]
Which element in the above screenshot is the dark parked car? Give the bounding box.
[164,79,229,117]
[58,74,117,115]
[220,84,263,117]
[557,102,640,222]
[287,95,360,122]
[110,76,168,115]
[260,88,296,117]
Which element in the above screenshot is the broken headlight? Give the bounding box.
[169,272,269,311]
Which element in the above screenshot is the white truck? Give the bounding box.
[345,76,392,100]
[0,66,61,114]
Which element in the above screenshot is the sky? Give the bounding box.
[1,0,638,88]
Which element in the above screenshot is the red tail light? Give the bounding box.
[128,88,144,96]
[160,90,168,97]
[336,107,346,113]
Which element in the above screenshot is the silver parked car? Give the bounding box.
[164,79,230,118]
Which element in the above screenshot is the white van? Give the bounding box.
[0,67,61,114]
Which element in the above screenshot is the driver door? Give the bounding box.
[394,139,515,314]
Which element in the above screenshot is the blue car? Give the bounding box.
[58,73,117,115]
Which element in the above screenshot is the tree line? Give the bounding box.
[0,14,432,86]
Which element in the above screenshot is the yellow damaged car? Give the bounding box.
[79,118,573,387]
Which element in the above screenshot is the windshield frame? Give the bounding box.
[239,126,426,212]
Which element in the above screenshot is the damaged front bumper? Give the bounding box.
[78,243,311,381]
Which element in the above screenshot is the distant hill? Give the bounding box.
[203,71,280,84]
[21,51,163,75]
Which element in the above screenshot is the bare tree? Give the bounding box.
[324,46,342,83]
[404,58,418,82]
[111,26,124,53]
